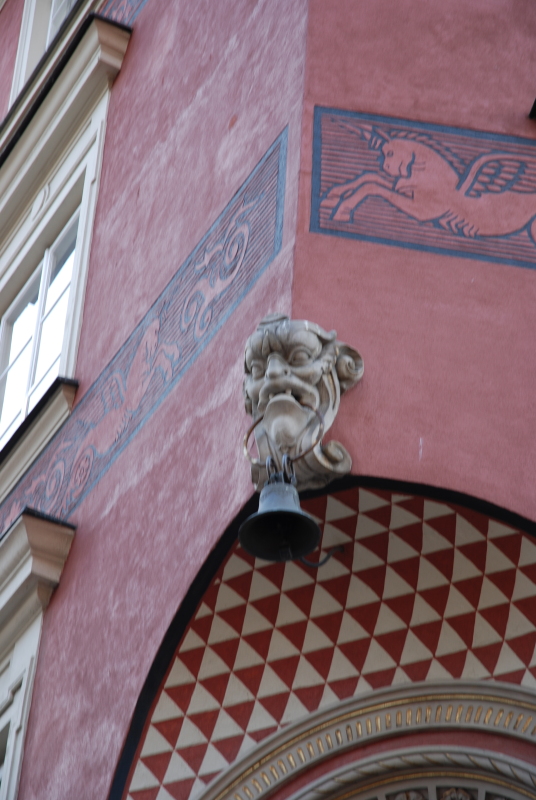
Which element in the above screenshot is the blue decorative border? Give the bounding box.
[100,0,151,25]
[0,130,287,532]
[311,107,536,270]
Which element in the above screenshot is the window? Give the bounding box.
[0,212,78,449]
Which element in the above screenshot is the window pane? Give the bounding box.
[0,339,32,443]
[47,0,77,44]
[45,244,74,315]
[6,276,39,367]
[33,287,70,389]
[28,355,60,413]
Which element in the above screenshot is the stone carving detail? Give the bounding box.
[244,313,363,491]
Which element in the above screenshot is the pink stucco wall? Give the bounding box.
[293,0,536,520]
[0,0,23,119]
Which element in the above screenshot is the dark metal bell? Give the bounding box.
[239,482,321,562]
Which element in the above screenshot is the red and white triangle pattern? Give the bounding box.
[126,488,536,800]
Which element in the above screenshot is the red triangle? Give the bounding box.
[154,716,184,747]
[294,684,325,712]
[200,772,222,785]
[488,569,516,600]
[393,523,423,555]
[338,638,371,672]
[458,541,487,572]
[360,532,389,562]
[304,649,334,680]
[269,656,300,688]
[179,743,207,774]
[480,604,510,638]
[365,504,392,529]
[190,615,213,643]
[141,752,173,784]
[385,595,415,626]
[224,700,254,729]
[248,726,278,743]
[329,514,358,538]
[495,669,525,684]
[233,665,264,696]
[286,584,316,617]
[514,597,536,627]
[375,629,408,663]
[453,576,483,608]
[202,584,220,612]
[256,562,285,590]
[318,576,352,608]
[426,513,457,544]
[212,735,243,762]
[166,683,196,714]
[363,667,396,688]
[437,650,466,678]
[164,779,196,800]
[198,674,229,706]
[419,585,450,617]
[411,620,443,653]
[210,638,240,671]
[252,595,280,626]
[447,612,476,649]
[471,642,502,673]
[506,632,536,666]
[452,506,489,536]
[424,549,454,581]
[328,676,359,700]
[130,790,161,800]
[243,630,272,661]
[357,565,386,597]
[348,602,381,635]
[331,487,360,512]
[397,496,425,520]
[389,556,420,590]
[302,495,328,521]
[313,612,344,644]
[226,572,254,602]
[219,604,247,635]
[278,621,308,651]
[403,660,432,682]
[491,533,522,566]
[258,692,289,722]
[520,562,536,585]
[189,709,220,740]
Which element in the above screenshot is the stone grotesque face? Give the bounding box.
[244,313,363,491]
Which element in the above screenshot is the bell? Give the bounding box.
[239,482,321,562]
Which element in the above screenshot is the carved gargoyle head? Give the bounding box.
[243,313,363,491]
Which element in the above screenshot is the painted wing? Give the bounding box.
[461,153,536,198]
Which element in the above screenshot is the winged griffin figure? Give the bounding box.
[321,124,536,241]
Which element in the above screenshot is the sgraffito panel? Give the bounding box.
[311,108,536,269]
[0,130,287,532]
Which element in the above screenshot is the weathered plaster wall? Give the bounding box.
[17,1,308,799]
[0,0,23,119]
[293,0,536,520]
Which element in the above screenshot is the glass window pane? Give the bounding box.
[0,339,32,442]
[28,355,60,413]
[6,276,39,367]
[33,288,70,389]
[47,0,77,44]
[45,246,74,315]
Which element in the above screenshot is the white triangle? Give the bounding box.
[242,604,272,636]
[485,541,515,574]
[478,576,509,609]
[198,647,231,680]
[317,554,350,581]
[455,515,486,546]
[195,602,212,619]
[179,629,206,652]
[257,664,289,698]
[444,585,475,618]
[346,575,380,607]
[141,725,174,757]
[275,594,307,626]
[505,605,535,639]
[392,494,411,503]
[337,611,369,644]
[281,561,315,592]
[423,500,453,520]
[156,786,177,800]
[322,522,353,548]
[267,629,300,661]
[373,603,406,634]
[494,642,526,675]
[521,670,536,690]
[210,709,244,740]
[512,569,536,602]
[186,684,221,715]
[327,647,360,681]
[422,523,452,554]
[356,514,388,539]
[362,639,396,672]
[435,621,467,656]
[472,613,502,647]
[222,673,255,706]
[354,676,372,695]
[130,760,161,791]
[302,620,333,653]
[358,489,390,512]
[425,659,452,681]
[215,584,246,612]
[391,666,411,685]
[249,572,280,602]
[410,594,441,625]
[281,692,309,725]
[248,699,279,731]
[198,743,229,775]
[382,567,414,599]
[235,734,258,760]
[387,532,419,563]
[400,630,433,664]
[417,557,449,591]
[462,650,491,679]
[163,752,196,783]
[293,655,325,689]
[389,506,421,530]
[165,658,196,688]
[451,550,482,581]
[233,638,265,670]
[190,777,209,797]
[175,717,208,747]
[152,692,183,724]
[353,542,385,572]
[519,536,536,567]
[318,683,340,709]
[222,554,253,580]
[488,520,517,539]
[325,496,356,522]
[207,615,239,645]
[310,584,343,617]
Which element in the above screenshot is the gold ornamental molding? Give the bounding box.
[198,682,536,800]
